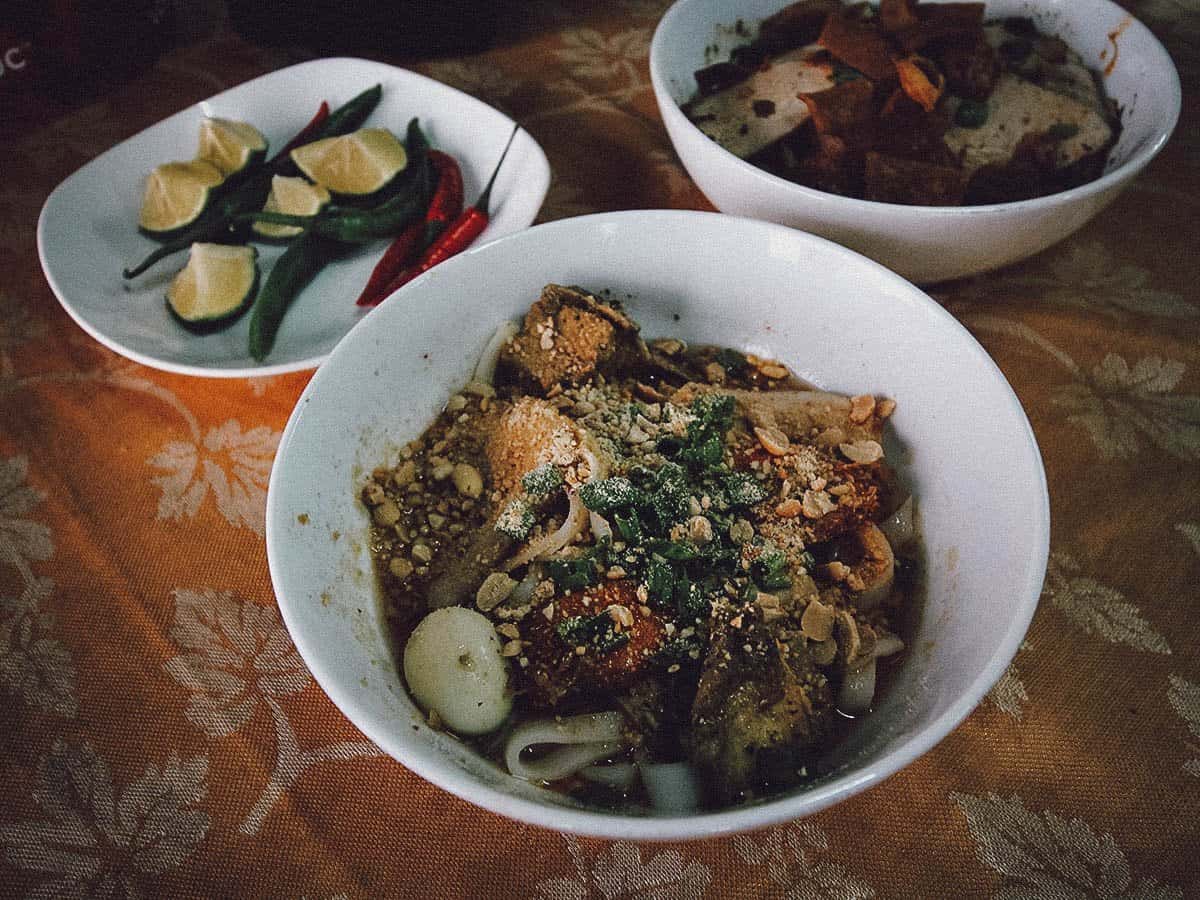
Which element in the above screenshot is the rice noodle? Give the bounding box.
[472,320,519,386]
[589,512,612,543]
[503,492,588,572]
[874,634,905,658]
[639,762,702,814]
[579,762,638,790]
[837,659,877,715]
[504,712,626,782]
[879,496,915,549]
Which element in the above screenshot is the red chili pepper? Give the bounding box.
[355,151,465,306]
[425,150,465,225]
[375,124,520,298]
[269,100,330,163]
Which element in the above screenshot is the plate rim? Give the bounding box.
[37,55,551,379]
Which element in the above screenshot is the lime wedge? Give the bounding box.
[197,117,268,177]
[138,159,225,238]
[252,175,332,240]
[290,127,407,196]
[166,243,259,333]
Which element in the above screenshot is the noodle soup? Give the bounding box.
[361,284,917,811]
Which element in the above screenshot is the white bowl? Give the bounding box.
[38,57,550,377]
[650,0,1180,284]
[266,210,1048,839]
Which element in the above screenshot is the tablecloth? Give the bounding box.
[2,1,1198,897]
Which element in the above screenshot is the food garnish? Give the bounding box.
[165,242,259,333]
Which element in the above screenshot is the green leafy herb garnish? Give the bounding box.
[495,497,535,540]
[579,476,643,514]
[522,463,564,496]
[556,612,629,653]
[545,553,602,591]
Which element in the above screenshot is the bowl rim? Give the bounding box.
[266,209,1050,840]
[649,0,1181,217]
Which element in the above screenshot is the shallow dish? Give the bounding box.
[650,0,1180,284]
[265,210,1048,839]
[37,57,550,377]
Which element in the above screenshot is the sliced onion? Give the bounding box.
[589,512,612,543]
[472,320,519,386]
[504,712,626,782]
[837,658,877,715]
[874,634,905,658]
[504,491,587,572]
[579,762,638,790]
[639,762,702,814]
[879,496,915,549]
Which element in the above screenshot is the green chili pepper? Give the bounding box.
[308,84,382,143]
[247,229,346,361]
[122,85,384,279]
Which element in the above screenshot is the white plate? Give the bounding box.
[37,57,551,377]
[266,210,1048,840]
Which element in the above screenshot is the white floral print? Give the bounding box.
[960,317,1200,462]
[1176,522,1200,557]
[422,59,518,105]
[1052,354,1200,462]
[536,836,711,900]
[0,455,53,574]
[0,576,77,718]
[162,588,380,835]
[164,587,309,737]
[0,741,210,899]
[959,241,1198,320]
[147,419,280,536]
[733,822,875,899]
[1166,675,1200,778]
[1043,552,1170,654]
[952,792,1183,898]
[988,641,1032,720]
[557,28,652,85]
[0,455,77,717]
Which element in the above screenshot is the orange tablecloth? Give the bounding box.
[2,2,1198,897]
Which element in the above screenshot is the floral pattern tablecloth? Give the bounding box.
[2,1,1198,897]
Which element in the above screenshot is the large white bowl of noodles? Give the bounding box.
[266,210,1048,840]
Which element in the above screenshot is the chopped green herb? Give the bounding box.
[522,463,564,496]
[579,477,643,514]
[495,497,534,540]
[545,554,601,591]
[646,556,676,604]
[612,511,643,544]
[678,394,735,471]
[752,545,792,591]
[556,613,629,653]
[724,471,769,506]
[715,347,749,375]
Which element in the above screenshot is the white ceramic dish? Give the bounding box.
[266,210,1048,840]
[650,0,1180,284]
[37,57,550,377]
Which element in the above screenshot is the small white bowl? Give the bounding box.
[650,0,1180,284]
[266,210,1048,840]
